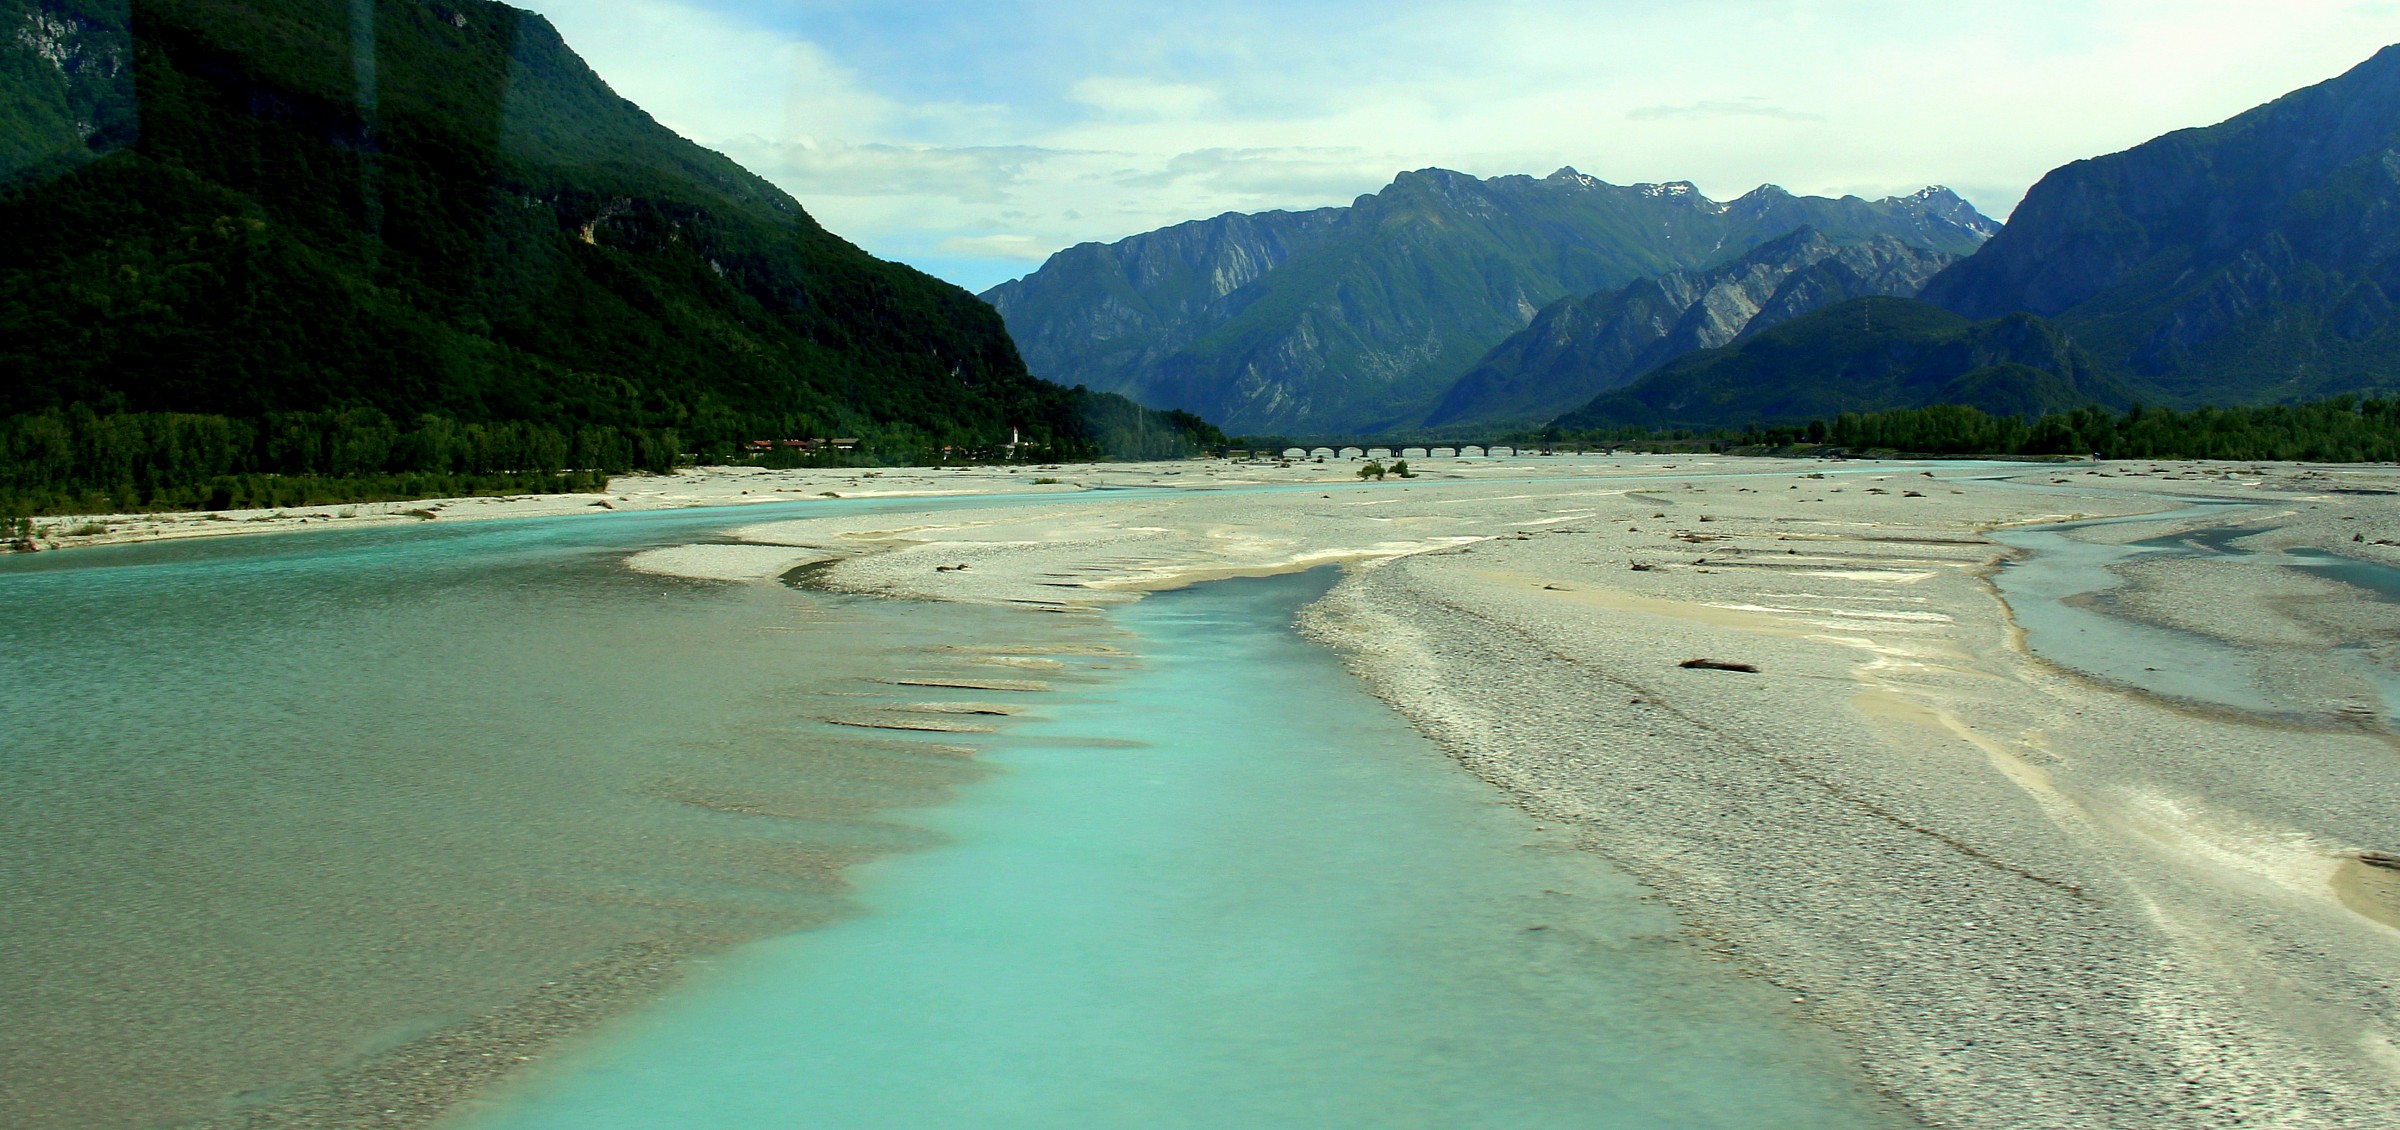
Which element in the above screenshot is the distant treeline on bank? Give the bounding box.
[0,407,674,516]
[1528,396,2400,463]
[1,401,1224,518]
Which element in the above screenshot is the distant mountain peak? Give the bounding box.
[1638,180,1703,199]
[1890,186,2002,237]
[985,165,2000,435]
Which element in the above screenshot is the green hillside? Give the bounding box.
[0,0,1213,514]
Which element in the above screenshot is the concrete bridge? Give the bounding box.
[1251,444,1541,460]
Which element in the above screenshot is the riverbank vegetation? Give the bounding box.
[1522,396,2400,462]
[0,398,1225,517]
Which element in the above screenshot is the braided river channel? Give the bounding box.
[2,496,1912,1129]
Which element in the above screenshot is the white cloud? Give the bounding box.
[1069,77,1223,121]
[525,0,891,141]
[938,233,1057,262]
[518,0,2400,291]
[1113,147,1400,200]
[1628,99,1826,123]
[723,139,1076,204]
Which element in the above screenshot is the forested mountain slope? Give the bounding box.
[1919,44,2400,405]
[0,0,1213,514]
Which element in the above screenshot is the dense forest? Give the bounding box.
[0,0,1221,518]
[1532,396,2400,462]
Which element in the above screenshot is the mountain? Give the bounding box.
[983,170,1997,435]
[1918,44,2400,405]
[1552,297,2129,432]
[1423,228,1959,429]
[0,0,1213,486]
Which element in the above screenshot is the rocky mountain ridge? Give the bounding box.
[984,168,1997,434]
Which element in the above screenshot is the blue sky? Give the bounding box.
[522,0,2400,292]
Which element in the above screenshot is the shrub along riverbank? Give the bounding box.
[1522,396,2400,462]
[0,407,668,516]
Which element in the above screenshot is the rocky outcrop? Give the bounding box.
[1424,229,1958,428]
[981,207,1346,418]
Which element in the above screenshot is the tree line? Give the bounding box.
[1529,396,2400,462]
[0,395,1231,517]
[0,406,677,515]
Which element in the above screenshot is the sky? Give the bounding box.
[519,0,2400,293]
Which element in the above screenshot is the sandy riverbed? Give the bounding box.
[27,453,2400,1128]
[606,453,2400,1130]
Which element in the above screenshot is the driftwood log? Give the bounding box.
[1680,658,1762,674]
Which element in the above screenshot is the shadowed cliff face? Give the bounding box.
[1920,44,2400,404]
[1424,229,1959,429]
[984,169,1995,435]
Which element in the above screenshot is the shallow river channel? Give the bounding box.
[3,499,1913,1129]
[1989,503,2400,718]
[451,568,1911,1129]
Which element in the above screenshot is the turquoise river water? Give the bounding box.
[1,498,1912,1129]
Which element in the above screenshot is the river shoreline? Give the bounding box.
[14,454,2400,1128]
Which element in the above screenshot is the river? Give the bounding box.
[1,494,1910,1129]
